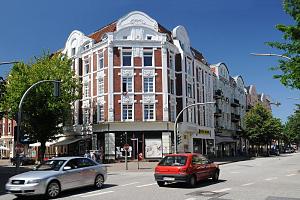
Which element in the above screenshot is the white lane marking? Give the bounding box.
[241,182,254,186]
[264,177,278,181]
[81,191,115,198]
[121,182,140,187]
[230,171,240,174]
[136,183,157,188]
[185,198,197,200]
[212,188,232,193]
[286,174,296,177]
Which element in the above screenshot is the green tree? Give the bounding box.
[0,53,81,161]
[267,0,300,89]
[244,104,283,154]
[284,105,300,144]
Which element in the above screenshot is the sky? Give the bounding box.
[0,0,299,122]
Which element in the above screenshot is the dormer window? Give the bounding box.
[123,36,128,40]
[146,35,152,40]
[84,44,90,51]
[101,34,108,42]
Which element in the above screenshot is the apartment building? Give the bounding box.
[61,11,214,160]
[210,63,246,157]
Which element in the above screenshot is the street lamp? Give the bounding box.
[250,53,292,60]
[174,102,215,154]
[16,80,61,172]
[131,138,139,170]
[0,61,19,65]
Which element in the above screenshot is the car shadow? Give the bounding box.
[163,179,226,189]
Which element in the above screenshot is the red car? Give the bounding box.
[154,153,219,187]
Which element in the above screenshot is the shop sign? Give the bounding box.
[199,130,210,135]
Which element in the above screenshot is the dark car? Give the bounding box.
[154,153,219,187]
[11,155,36,166]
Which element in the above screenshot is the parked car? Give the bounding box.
[10,155,36,166]
[284,147,295,153]
[6,156,107,198]
[154,153,220,187]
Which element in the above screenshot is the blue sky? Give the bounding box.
[0,0,299,122]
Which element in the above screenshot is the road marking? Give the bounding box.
[230,171,240,174]
[286,174,296,177]
[264,177,278,181]
[136,183,157,188]
[185,198,197,200]
[212,188,231,193]
[121,182,140,186]
[241,182,254,186]
[81,190,115,198]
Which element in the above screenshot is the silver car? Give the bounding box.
[5,156,107,198]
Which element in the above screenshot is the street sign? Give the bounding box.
[15,143,24,154]
[123,144,130,151]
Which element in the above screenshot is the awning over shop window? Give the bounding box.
[215,136,237,144]
[29,142,55,147]
[53,138,83,146]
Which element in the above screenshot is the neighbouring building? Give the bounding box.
[210,63,246,157]
[0,117,16,158]
[61,11,215,161]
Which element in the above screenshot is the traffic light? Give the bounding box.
[177,135,182,145]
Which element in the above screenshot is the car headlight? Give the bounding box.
[27,179,41,184]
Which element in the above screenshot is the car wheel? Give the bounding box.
[94,174,104,189]
[46,181,60,199]
[212,170,219,182]
[157,181,165,187]
[189,175,196,187]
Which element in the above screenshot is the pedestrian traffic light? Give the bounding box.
[177,135,182,145]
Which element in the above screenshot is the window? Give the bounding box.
[144,104,154,120]
[169,54,174,69]
[84,84,89,98]
[84,44,90,51]
[187,61,192,75]
[122,77,133,93]
[146,35,152,40]
[97,104,104,122]
[170,104,175,122]
[122,51,132,66]
[98,77,104,94]
[98,52,104,70]
[170,79,174,94]
[187,83,192,98]
[143,51,152,66]
[123,36,128,40]
[71,48,76,56]
[144,77,154,92]
[84,60,89,74]
[8,122,11,134]
[83,109,90,124]
[122,104,133,120]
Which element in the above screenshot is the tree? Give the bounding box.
[284,105,300,144]
[267,0,300,89]
[244,104,283,154]
[0,53,81,161]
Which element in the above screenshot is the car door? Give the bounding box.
[76,158,97,186]
[60,159,82,189]
[199,156,213,178]
[191,155,207,181]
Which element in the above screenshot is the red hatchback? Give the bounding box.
[154,153,219,187]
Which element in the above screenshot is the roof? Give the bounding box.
[88,21,117,43]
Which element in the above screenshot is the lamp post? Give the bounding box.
[250,53,292,60]
[174,102,215,154]
[131,138,139,170]
[0,61,19,65]
[16,80,61,172]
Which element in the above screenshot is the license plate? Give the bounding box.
[163,177,175,181]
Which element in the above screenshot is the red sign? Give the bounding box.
[15,143,24,154]
[123,144,130,151]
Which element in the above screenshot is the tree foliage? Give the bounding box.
[0,53,81,160]
[267,0,300,89]
[244,104,283,145]
[284,105,300,144]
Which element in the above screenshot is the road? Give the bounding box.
[1,153,300,200]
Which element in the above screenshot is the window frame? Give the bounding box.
[122,104,133,121]
[143,50,153,67]
[143,77,154,93]
[122,50,132,67]
[143,104,155,121]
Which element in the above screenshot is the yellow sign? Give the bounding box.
[199,130,210,135]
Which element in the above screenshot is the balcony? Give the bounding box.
[231,98,240,107]
[231,113,240,122]
[214,89,223,99]
[214,108,222,117]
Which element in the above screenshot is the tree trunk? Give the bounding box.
[39,142,46,162]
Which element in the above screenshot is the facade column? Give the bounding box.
[161,41,169,121]
[107,34,114,122]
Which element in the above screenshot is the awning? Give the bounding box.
[215,136,237,144]
[53,138,83,146]
[29,142,54,147]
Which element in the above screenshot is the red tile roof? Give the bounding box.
[88,21,117,43]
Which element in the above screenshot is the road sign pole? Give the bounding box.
[125,149,128,170]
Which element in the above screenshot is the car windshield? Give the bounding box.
[158,156,187,166]
[34,160,66,171]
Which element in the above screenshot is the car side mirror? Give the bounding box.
[63,166,72,171]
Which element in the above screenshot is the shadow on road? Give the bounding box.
[163,179,226,189]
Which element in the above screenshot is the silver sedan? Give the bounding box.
[5,156,107,198]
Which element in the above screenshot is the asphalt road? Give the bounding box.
[1,153,300,200]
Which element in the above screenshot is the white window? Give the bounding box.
[169,54,174,70]
[84,44,90,50]
[122,51,132,66]
[71,48,76,56]
[98,52,104,70]
[188,108,193,123]
[83,109,90,124]
[170,104,175,122]
[170,79,175,94]
[144,104,154,120]
[122,104,133,120]
[97,104,104,122]
[187,83,193,98]
[146,35,152,40]
[187,61,192,75]
[143,51,152,67]
[84,84,89,98]
[8,122,11,135]
[98,77,104,95]
[84,60,89,74]
[122,77,133,93]
[144,77,154,92]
